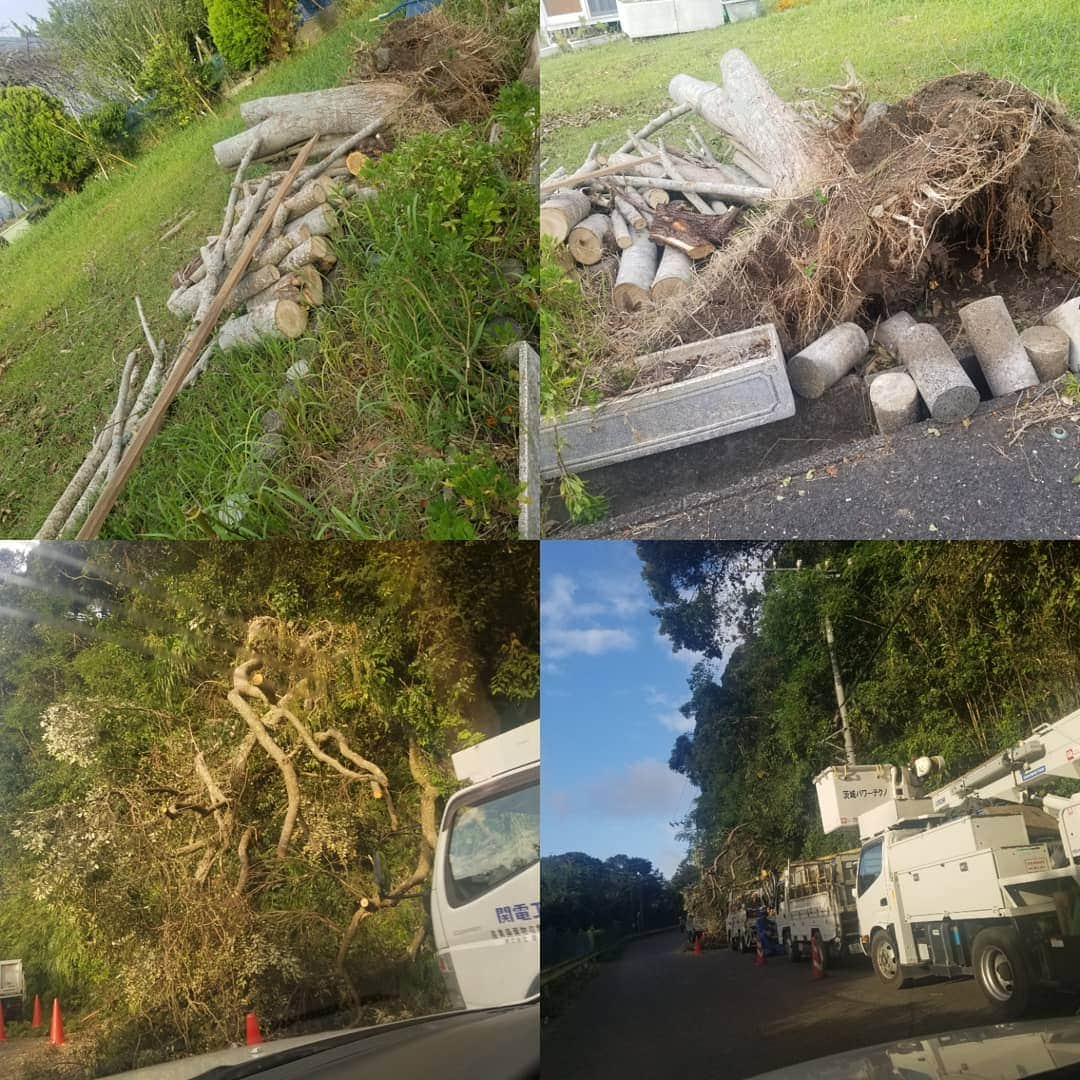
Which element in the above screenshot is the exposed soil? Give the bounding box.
[350,10,515,126]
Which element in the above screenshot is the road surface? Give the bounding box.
[541,930,1077,1078]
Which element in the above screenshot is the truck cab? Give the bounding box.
[430,721,539,1010]
[0,959,25,1020]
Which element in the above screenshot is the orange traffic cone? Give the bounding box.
[693,933,703,955]
[811,932,827,980]
[245,1012,262,1047]
[0,999,7,1041]
[754,930,766,967]
[49,998,65,1045]
[31,994,43,1028]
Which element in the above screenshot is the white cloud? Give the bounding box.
[545,626,634,659]
[583,757,691,818]
[657,709,694,734]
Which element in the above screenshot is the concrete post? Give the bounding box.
[872,311,917,356]
[1043,298,1080,374]
[868,370,920,433]
[958,295,1039,397]
[787,323,869,399]
[1019,325,1069,382]
[898,324,980,422]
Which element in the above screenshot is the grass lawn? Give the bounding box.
[540,0,1080,168]
[0,0,534,539]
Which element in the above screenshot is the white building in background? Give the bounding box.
[540,0,619,44]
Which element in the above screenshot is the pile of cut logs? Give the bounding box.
[540,103,772,311]
[36,83,406,540]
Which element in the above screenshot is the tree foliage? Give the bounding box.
[206,0,273,71]
[0,541,538,1074]
[0,85,91,200]
[642,542,1080,921]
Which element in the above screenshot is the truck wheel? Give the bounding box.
[972,927,1033,1019]
[870,929,911,989]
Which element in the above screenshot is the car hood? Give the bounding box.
[750,1018,1080,1079]
[104,1003,538,1080]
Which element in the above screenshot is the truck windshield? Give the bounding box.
[446,779,539,906]
[857,839,883,896]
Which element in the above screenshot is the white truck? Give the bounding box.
[725,877,774,952]
[0,958,25,1020]
[430,720,539,1011]
[814,707,1080,1017]
[775,849,860,966]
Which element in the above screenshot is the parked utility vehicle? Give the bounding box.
[0,958,25,1020]
[815,708,1080,1017]
[430,721,539,1010]
[725,878,774,953]
[775,849,860,965]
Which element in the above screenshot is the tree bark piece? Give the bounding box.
[651,246,694,300]
[279,235,337,273]
[218,300,308,352]
[76,136,320,540]
[568,213,612,265]
[668,49,841,196]
[215,83,408,168]
[613,235,659,312]
[610,208,633,250]
[540,190,592,243]
[648,203,741,259]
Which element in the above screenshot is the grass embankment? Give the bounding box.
[0,0,536,539]
[541,0,1080,168]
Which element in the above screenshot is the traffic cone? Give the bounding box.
[754,930,766,967]
[0,1000,6,1041]
[245,1011,262,1047]
[31,994,43,1028]
[49,998,65,1045]
[811,932,826,980]
[693,933,703,955]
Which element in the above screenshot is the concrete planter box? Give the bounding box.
[616,0,727,38]
[539,324,794,478]
[723,0,760,21]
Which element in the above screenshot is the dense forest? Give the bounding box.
[0,541,538,1076]
[638,542,1080,928]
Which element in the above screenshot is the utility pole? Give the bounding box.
[824,613,856,766]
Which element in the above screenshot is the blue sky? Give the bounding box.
[541,541,712,879]
[0,0,49,32]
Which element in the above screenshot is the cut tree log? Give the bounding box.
[658,141,712,215]
[248,266,324,309]
[540,190,592,243]
[218,300,308,351]
[280,235,337,273]
[282,175,335,221]
[214,83,408,168]
[284,202,340,241]
[254,133,350,166]
[225,176,271,261]
[568,213,612,265]
[609,173,771,204]
[731,149,775,190]
[613,193,646,231]
[648,203,742,259]
[643,188,670,209]
[668,49,841,196]
[608,150,665,178]
[614,102,693,155]
[253,232,301,270]
[345,150,368,176]
[651,245,694,300]
[613,235,659,313]
[76,135,321,540]
[537,154,662,195]
[222,264,281,313]
[610,208,633,250]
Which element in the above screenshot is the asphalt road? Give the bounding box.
[541,930,1078,1078]
[560,392,1080,539]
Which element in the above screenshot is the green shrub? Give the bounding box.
[207,0,273,70]
[0,86,92,201]
[79,100,130,151]
[135,33,215,126]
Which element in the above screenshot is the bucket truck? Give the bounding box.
[0,959,25,1019]
[813,707,1080,1017]
[430,721,539,1010]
